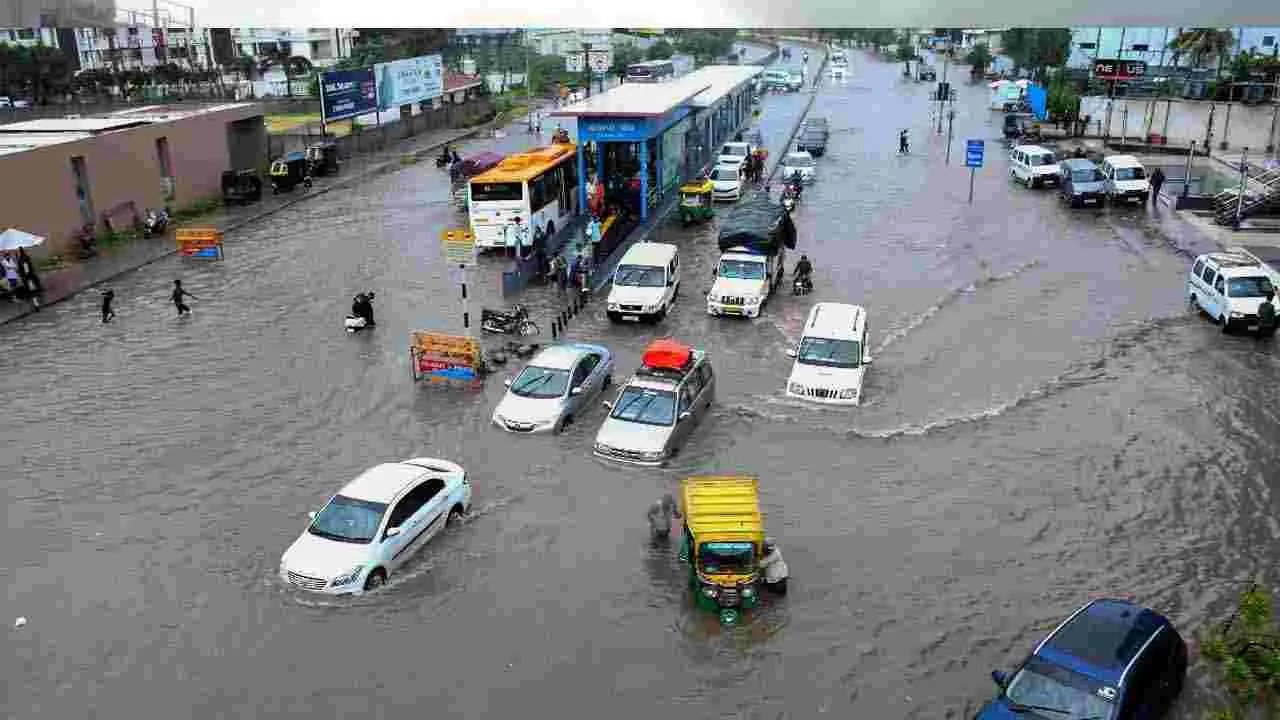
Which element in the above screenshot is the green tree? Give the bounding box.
[1199,582,1280,718]
[1168,27,1236,71]
[1002,29,1071,81]
[646,39,674,61]
[670,30,735,63]
[965,43,993,77]
[610,43,644,79]
[866,29,897,53]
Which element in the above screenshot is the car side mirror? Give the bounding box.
[862,355,872,365]
[711,268,717,277]
[308,511,317,521]
[503,378,512,387]
[602,400,613,409]
[571,386,583,395]
[785,347,797,358]
[385,526,402,539]
[991,670,1009,689]
[679,411,692,422]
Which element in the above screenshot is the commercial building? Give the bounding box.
[1,0,115,28]
[0,103,265,256]
[552,64,761,224]
[1068,27,1280,70]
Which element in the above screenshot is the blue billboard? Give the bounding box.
[1026,83,1048,121]
[320,68,377,122]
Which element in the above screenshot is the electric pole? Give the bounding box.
[583,41,592,98]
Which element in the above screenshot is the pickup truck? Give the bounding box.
[706,246,786,319]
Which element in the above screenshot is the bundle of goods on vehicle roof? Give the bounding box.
[717,196,797,254]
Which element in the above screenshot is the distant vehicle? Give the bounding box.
[606,242,682,322]
[976,598,1188,720]
[786,303,871,405]
[468,143,579,250]
[780,151,816,183]
[279,458,472,594]
[0,97,10,108]
[1188,251,1278,333]
[709,163,745,202]
[13,99,30,108]
[1009,145,1059,189]
[917,66,936,81]
[627,60,675,83]
[594,340,716,467]
[1101,155,1151,204]
[492,343,615,433]
[1057,158,1107,207]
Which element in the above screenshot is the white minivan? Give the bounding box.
[606,242,681,323]
[1101,155,1151,204]
[785,303,871,405]
[1188,251,1277,333]
[1010,145,1059,188]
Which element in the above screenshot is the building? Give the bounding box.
[73,24,208,71]
[0,27,60,46]
[1068,27,1280,69]
[229,27,353,67]
[0,103,265,256]
[525,28,612,59]
[1,0,116,28]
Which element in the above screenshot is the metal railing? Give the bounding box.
[1213,167,1280,225]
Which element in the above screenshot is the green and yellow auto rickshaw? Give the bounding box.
[678,179,715,226]
[679,475,789,624]
[270,151,313,194]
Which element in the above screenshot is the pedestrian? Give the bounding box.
[1149,167,1166,204]
[535,245,549,284]
[898,129,909,154]
[171,279,196,316]
[1258,290,1277,339]
[101,289,116,323]
[16,247,40,296]
[1,252,19,296]
[646,492,682,540]
[554,254,569,294]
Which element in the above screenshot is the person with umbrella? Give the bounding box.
[1,252,19,296]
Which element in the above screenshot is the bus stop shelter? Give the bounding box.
[551,66,761,224]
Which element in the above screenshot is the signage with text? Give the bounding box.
[320,68,378,122]
[176,227,224,259]
[965,139,984,168]
[411,332,482,386]
[578,117,653,142]
[440,228,476,267]
[375,54,444,110]
[1093,59,1147,81]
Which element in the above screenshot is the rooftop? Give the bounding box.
[342,462,427,504]
[0,103,259,156]
[687,66,764,108]
[552,75,710,118]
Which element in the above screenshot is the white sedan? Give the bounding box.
[710,162,745,202]
[279,458,471,594]
[492,342,614,433]
[780,151,816,184]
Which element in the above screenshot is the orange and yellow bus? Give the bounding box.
[468,143,580,250]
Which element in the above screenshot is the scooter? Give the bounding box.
[481,304,539,336]
[142,209,169,238]
[792,275,813,296]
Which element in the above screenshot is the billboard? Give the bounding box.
[320,68,378,122]
[410,332,482,387]
[176,228,224,259]
[1093,59,1147,81]
[375,54,445,110]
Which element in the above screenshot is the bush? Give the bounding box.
[1200,583,1280,715]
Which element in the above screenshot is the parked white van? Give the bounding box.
[1009,145,1059,188]
[606,242,681,323]
[1188,251,1278,333]
[1101,155,1151,204]
[784,303,871,405]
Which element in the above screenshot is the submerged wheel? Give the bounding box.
[771,578,789,596]
[519,320,539,336]
[447,505,465,527]
[1221,316,1231,334]
[603,374,613,387]
[363,568,387,592]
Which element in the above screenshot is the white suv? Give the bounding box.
[1010,145,1059,188]
[1188,252,1277,333]
[785,303,871,405]
[605,242,681,322]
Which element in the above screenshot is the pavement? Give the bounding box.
[0,114,523,327]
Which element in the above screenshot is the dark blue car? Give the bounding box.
[978,598,1187,720]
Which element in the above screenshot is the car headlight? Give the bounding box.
[1231,311,1245,318]
[742,586,756,599]
[607,302,620,311]
[1073,190,1083,195]
[789,382,806,395]
[639,450,665,461]
[839,388,858,400]
[746,296,761,306]
[702,586,719,599]
[331,566,364,587]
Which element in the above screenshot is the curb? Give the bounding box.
[0,122,499,327]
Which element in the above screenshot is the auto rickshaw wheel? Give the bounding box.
[304,178,313,189]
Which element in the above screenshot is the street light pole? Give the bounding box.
[1234,147,1249,229]
[946,107,955,164]
[1182,140,1196,200]
[583,41,592,99]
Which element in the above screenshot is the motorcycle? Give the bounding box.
[481,304,540,336]
[77,225,98,259]
[792,274,813,296]
[782,195,796,213]
[781,182,801,212]
[142,209,169,238]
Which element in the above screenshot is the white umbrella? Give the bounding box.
[989,79,1012,88]
[1015,79,1031,88]
[0,228,45,251]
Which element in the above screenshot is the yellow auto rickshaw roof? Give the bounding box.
[681,476,763,544]
[680,179,713,194]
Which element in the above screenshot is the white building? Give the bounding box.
[73,25,207,71]
[0,27,60,47]
[1068,27,1280,70]
[229,27,353,68]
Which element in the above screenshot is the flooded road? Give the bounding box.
[5,43,1280,719]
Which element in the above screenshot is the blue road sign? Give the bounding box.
[965,139,984,168]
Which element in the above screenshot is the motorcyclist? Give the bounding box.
[438,144,452,167]
[352,292,375,326]
[793,254,813,290]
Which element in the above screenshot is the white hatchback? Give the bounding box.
[279,458,471,594]
[780,151,816,183]
[709,163,745,202]
[785,303,871,405]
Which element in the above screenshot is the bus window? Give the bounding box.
[472,182,523,202]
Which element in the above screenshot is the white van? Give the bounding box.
[784,303,871,405]
[606,242,681,323]
[1009,145,1059,188]
[1188,251,1277,333]
[1101,155,1151,204]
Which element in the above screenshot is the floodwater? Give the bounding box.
[5,43,1279,720]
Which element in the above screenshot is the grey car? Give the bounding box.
[492,343,614,434]
[1058,158,1107,208]
[593,349,715,466]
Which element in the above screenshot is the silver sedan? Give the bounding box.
[492,343,615,434]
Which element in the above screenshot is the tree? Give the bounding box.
[610,43,644,79]
[646,39,674,61]
[1002,29,1072,80]
[1199,582,1280,719]
[670,30,735,63]
[866,29,897,53]
[965,43,993,77]
[1168,28,1236,72]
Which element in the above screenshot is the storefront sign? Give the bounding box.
[1093,59,1147,81]
[176,227,224,259]
[410,332,482,386]
[578,117,653,142]
[375,54,444,110]
[440,228,476,267]
[320,68,378,122]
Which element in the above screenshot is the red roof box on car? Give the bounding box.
[642,339,693,371]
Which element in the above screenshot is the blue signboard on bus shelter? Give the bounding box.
[320,68,377,122]
[577,117,658,143]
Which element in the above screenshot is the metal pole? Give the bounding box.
[584,42,592,99]
[460,264,470,332]
[968,167,975,203]
[1182,140,1195,199]
[526,47,532,130]
[1234,147,1248,229]
[1267,103,1279,154]
[946,108,954,165]
[1162,97,1172,140]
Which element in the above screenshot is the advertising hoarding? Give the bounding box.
[320,68,378,122]
[375,54,445,110]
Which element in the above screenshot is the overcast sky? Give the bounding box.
[172,0,1280,29]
